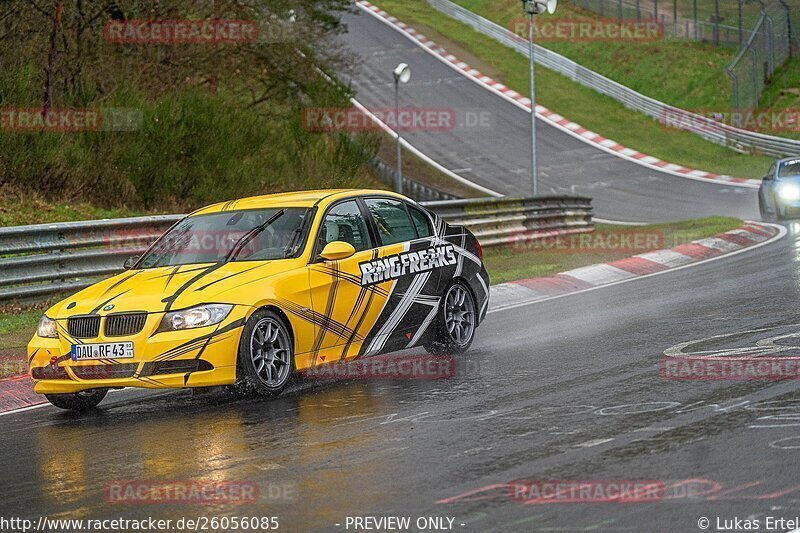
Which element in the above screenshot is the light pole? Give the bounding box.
[521,0,557,197]
[393,62,411,195]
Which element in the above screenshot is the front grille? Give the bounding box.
[72,363,139,380]
[105,313,147,337]
[67,316,101,338]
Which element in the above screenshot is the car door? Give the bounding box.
[359,197,448,355]
[307,199,393,363]
[761,162,777,211]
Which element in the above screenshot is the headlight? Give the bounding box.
[37,315,58,338]
[158,304,233,332]
[778,183,800,201]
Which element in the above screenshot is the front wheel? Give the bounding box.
[236,310,294,396]
[425,280,477,355]
[45,389,108,411]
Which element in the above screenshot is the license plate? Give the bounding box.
[71,342,134,361]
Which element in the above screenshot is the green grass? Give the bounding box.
[484,216,741,284]
[0,188,144,227]
[0,311,39,346]
[0,68,386,213]
[455,0,800,139]
[459,0,735,111]
[0,309,40,378]
[371,0,773,178]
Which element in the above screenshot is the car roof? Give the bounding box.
[190,189,408,216]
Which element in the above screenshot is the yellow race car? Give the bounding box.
[28,190,490,410]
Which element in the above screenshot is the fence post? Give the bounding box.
[750,47,759,109]
[737,0,743,45]
[725,67,739,127]
[672,0,677,36]
[778,0,792,58]
[617,0,622,21]
[636,0,641,21]
[654,0,658,20]
[693,0,698,40]
[713,0,719,46]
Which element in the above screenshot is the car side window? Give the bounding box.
[318,201,371,253]
[365,198,417,246]
[408,205,433,239]
[767,163,776,180]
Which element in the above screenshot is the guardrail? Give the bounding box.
[426,0,800,158]
[0,196,593,302]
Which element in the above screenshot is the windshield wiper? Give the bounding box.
[225,209,285,262]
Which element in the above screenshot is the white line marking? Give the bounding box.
[350,98,502,198]
[488,222,787,315]
[575,438,614,447]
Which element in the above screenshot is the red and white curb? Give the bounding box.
[356,0,760,190]
[488,222,785,314]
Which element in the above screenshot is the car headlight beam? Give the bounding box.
[778,183,800,201]
[37,315,58,338]
[159,304,233,332]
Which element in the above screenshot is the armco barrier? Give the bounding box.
[423,0,800,158]
[0,196,593,302]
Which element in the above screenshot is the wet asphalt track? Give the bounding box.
[2,8,798,533]
[336,9,759,224]
[3,223,800,532]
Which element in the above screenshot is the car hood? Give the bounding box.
[47,260,300,318]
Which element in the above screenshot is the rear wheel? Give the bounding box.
[236,310,294,396]
[425,280,477,355]
[45,389,107,411]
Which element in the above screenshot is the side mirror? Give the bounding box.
[123,255,140,270]
[319,241,356,261]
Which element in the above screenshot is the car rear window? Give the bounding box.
[365,198,417,246]
[408,205,433,238]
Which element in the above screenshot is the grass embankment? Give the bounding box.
[484,216,741,284]
[457,0,800,139]
[370,0,775,178]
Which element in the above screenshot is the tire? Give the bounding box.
[236,309,294,396]
[425,280,477,355]
[45,389,107,411]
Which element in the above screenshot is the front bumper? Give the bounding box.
[27,306,250,394]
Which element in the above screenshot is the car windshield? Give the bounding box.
[137,208,310,268]
[779,160,800,177]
